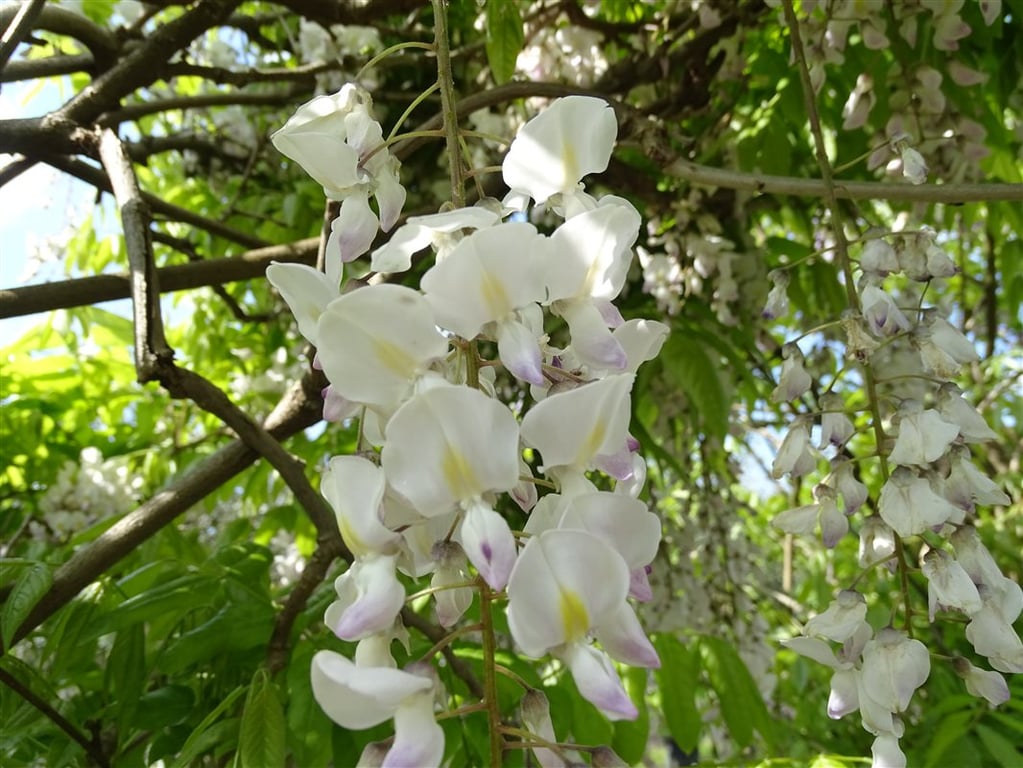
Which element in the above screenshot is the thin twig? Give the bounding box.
[0,665,110,767]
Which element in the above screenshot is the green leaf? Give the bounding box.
[239,669,285,768]
[171,686,247,768]
[924,710,972,767]
[654,634,700,753]
[1,562,52,649]
[700,635,775,749]
[661,330,730,438]
[131,685,196,731]
[976,724,1022,767]
[612,666,650,764]
[83,573,209,640]
[485,0,524,84]
[106,624,147,733]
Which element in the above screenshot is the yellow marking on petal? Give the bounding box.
[373,338,416,377]
[562,144,578,187]
[578,420,606,465]
[442,445,480,500]
[480,268,511,319]
[559,588,589,644]
[337,515,367,560]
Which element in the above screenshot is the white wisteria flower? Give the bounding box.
[265,261,341,346]
[887,402,960,467]
[920,548,983,621]
[878,466,960,537]
[506,529,657,720]
[370,205,501,274]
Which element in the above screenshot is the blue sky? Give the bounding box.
[0,79,122,344]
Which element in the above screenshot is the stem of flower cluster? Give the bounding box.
[479,576,504,765]
[432,0,465,208]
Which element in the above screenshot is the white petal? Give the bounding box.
[805,591,868,643]
[329,193,379,263]
[546,202,639,303]
[520,374,635,474]
[422,222,547,338]
[860,628,930,712]
[496,318,545,384]
[828,667,860,719]
[614,319,669,373]
[266,262,338,345]
[316,284,448,410]
[771,504,819,536]
[310,650,431,730]
[506,529,629,657]
[781,636,843,669]
[871,732,907,768]
[556,300,627,370]
[374,167,406,232]
[325,556,405,640]
[594,601,660,668]
[502,95,617,203]
[383,691,444,768]
[559,492,660,569]
[382,386,520,515]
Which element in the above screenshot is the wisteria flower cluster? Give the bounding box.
[267,90,668,765]
[769,226,1019,766]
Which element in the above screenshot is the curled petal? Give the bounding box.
[547,201,640,303]
[629,567,653,602]
[374,166,406,232]
[325,556,405,641]
[828,667,860,719]
[560,492,660,570]
[594,602,660,668]
[561,643,638,721]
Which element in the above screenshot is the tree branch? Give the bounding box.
[100,90,298,126]
[0,2,118,71]
[1,53,95,83]
[0,238,317,319]
[0,0,47,71]
[666,157,1023,204]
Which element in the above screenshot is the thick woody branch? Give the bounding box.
[0,238,318,319]
[101,90,298,126]
[57,0,242,125]
[98,129,171,378]
[1,53,96,83]
[0,0,46,71]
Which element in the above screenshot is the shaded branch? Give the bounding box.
[0,0,46,71]
[98,128,171,377]
[401,607,485,701]
[58,0,242,125]
[0,665,109,768]
[1,53,95,83]
[0,238,317,319]
[0,2,119,71]
[101,90,298,125]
